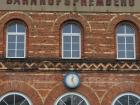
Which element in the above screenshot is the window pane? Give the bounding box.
[72,51,80,57]
[64,44,71,50]
[8,43,16,49]
[61,95,71,104]
[17,23,25,32]
[126,25,134,34]
[15,94,25,105]
[126,37,134,43]
[17,43,24,49]
[72,36,79,43]
[72,44,79,50]
[8,50,15,57]
[117,25,125,34]
[17,35,24,42]
[63,51,71,58]
[72,95,83,105]
[118,51,125,58]
[118,95,128,105]
[20,100,29,105]
[57,101,65,105]
[117,37,125,43]
[126,51,134,58]
[114,101,122,105]
[129,95,139,105]
[17,50,24,57]
[126,44,134,50]
[63,24,71,33]
[0,101,7,105]
[8,35,16,42]
[80,101,87,105]
[118,44,125,51]
[72,24,80,33]
[4,95,14,105]
[7,23,16,32]
[63,36,71,42]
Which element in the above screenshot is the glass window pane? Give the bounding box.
[118,44,125,51]
[8,50,15,57]
[0,101,7,105]
[114,101,122,105]
[4,95,14,105]
[126,37,134,43]
[117,25,125,34]
[15,94,25,105]
[129,95,139,105]
[126,44,134,50]
[57,101,65,105]
[118,95,128,105]
[7,23,16,32]
[17,43,24,49]
[63,51,71,58]
[8,43,16,49]
[118,51,125,58]
[63,24,71,33]
[17,50,24,57]
[20,100,29,105]
[72,51,80,57]
[17,35,24,42]
[63,36,71,42]
[72,24,80,33]
[8,35,16,42]
[64,43,71,50]
[126,51,134,58]
[17,23,25,32]
[72,44,79,50]
[126,25,134,34]
[72,36,79,43]
[72,95,83,105]
[117,37,125,43]
[61,95,71,104]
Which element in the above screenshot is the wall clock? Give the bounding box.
[64,72,80,89]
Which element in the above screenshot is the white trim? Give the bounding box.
[116,23,136,60]
[62,23,81,59]
[6,22,26,58]
[54,92,90,105]
[0,92,32,105]
[112,92,140,105]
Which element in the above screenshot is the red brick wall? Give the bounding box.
[0,72,139,105]
[0,11,140,59]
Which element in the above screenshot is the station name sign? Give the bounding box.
[0,0,138,12]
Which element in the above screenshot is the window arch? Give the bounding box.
[54,92,90,105]
[62,22,81,59]
[6,20,26,58]
[112,93,140,105]
[116,22,136,59]
[0,92,32,105]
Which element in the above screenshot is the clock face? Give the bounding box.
[64,72,80,89]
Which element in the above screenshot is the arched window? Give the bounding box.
[112,93,140,105]
[54,92,90,105]
[0,92,32,105]
[116,23,136,59]
[62,22,81,59]
[6,21,26,58]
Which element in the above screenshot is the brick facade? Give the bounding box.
[0,10,140,105]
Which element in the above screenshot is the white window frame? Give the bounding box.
[6,22,26,58]
[112,92,140,105]
[0,92,32,105]
[54,92,90,105]
[62,23,81,59]
[116,23,136,60]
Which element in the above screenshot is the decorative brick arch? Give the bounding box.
[0,12,32,57]
[107,15,140,34]
[101,82,140,105]
[52,13,91,33]
[0,81,43,105]
[44,82,100,105]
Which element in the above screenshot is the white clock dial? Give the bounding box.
[64,72,80,89]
